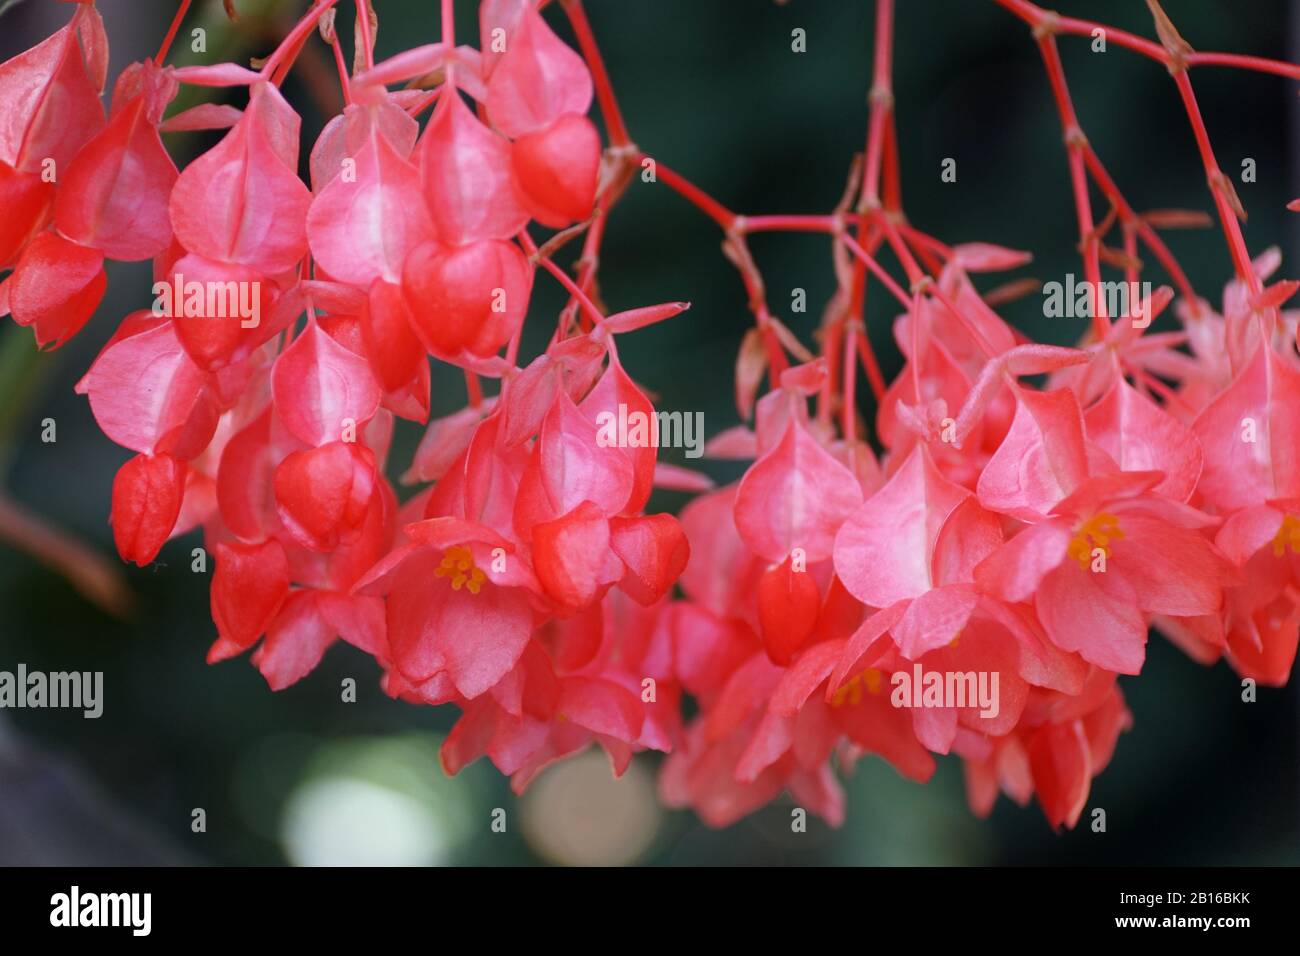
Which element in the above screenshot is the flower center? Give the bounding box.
[1272,514,1300,557]
[1066,512,1124,570]
[831,668,884,708]
[435,545,486,595]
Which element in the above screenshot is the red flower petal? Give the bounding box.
[977,387,1090,521]
[735,416,862,564]
[579,354,658,514]
[1192,343,1300,512]
[510,113,600,228]
[484,5,593,138]
[536,389,635,518]
[402,238,531,358]
[110,452,186,566]
[210,538,290,651]
[55,93,178,261]
[215,407,277,540]
[1028,720,1091,829]
[610,513,690,607]
[532,501,616,609]
[833,444,967,607]
[0,7,106,172]
[361,278,427,394]
[77,314,218,456]
[251,590,338,690]
[1084,378,1202,503]
[417,92,528,245]
[306,118,434,286]
[272,319,382,446]
[164,253,276,370]
[8,231,105,348]
[756,554,821,666]
[0,161,53,267]
[169,83,311,274]
[273,441,377,552]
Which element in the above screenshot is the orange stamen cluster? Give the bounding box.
[1272,514,1300,557]
[435,545,486,595]
[1067,512,1124,570]
[831,668,884,708]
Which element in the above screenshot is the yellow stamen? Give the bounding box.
[1067,512,1124,570]
[434,545,486,595]
[831,668,884,707]
[1272,514,1300,557]
[863,668,883,695]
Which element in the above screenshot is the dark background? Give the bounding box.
[0,0,1296,865]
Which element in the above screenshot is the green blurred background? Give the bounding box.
[0,0,1296,865]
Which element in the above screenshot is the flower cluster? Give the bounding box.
[662,248,1300,828]
[2,0,1299,830]
[0,0,692,789]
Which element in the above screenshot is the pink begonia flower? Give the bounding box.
[945,380,1237,674]
[6,0,1300,838]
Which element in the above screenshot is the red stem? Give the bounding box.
[1035,33,1109,337]
[528,237,607,328]
[839,232,912,309]
[356,0,375,72]
[740,215,839,234]
[155,0,193,65]
[842,322,858,441]
[562,0,631,146]
[441,0,455,48]
[1080,147,1199,308]
[860,0,895,210]
[856,326,887,401]
[1170,69,1257,290]
[994,0,1300,80]
[330,34,352,105]
[646,156,737,231]
[260,0,342,80]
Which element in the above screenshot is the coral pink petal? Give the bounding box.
[893,585,979,660]
[272,320,382,446]
[1192,343,1300,512]
[80,317,217,456]
[973,518,1072,603]
[1028,720,1091,829]
[418,91,528,244]
[169,83,310,274]
[1036,562,1146,674]
[735,416,862,564]
[252,590,337,690]
[978,387,1089,520]
[306,122,434,286]
[834,444,968,607]
[771,640,843,717]
[484,6,593,138]
[55,94,177,261]
[1084,378,1202,502]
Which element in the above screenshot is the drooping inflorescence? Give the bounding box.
[2,0,1299,830]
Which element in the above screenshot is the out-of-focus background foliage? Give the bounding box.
[0,0,1297,866]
